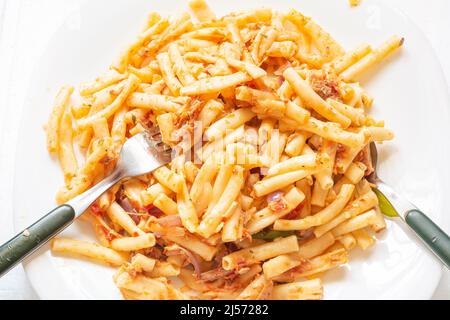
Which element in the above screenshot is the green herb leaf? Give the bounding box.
[252,230,296,241]
[373,187,398,218]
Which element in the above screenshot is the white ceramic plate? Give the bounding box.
[13,0,450,300]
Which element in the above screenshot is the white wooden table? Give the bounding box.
[0,0,449,299]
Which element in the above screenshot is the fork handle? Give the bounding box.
[0,205,75,277]
[0,169,123,278]
[405,209,450,269]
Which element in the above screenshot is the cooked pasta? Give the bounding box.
[47,0,400,300]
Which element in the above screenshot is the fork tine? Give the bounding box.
[147,126,161,137]
[162,144,172,152]
[114,129,174,179]
[145,128,172,155]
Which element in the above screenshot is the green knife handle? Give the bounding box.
[405,209,450,269]
[0,205,75,277]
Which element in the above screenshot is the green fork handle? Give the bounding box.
[0,205,75,277]
[405,209,450,269]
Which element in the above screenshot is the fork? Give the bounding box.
[367,142,450,268]
[0,129,172,277]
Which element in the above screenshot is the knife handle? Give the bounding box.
[405,209,450,269]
